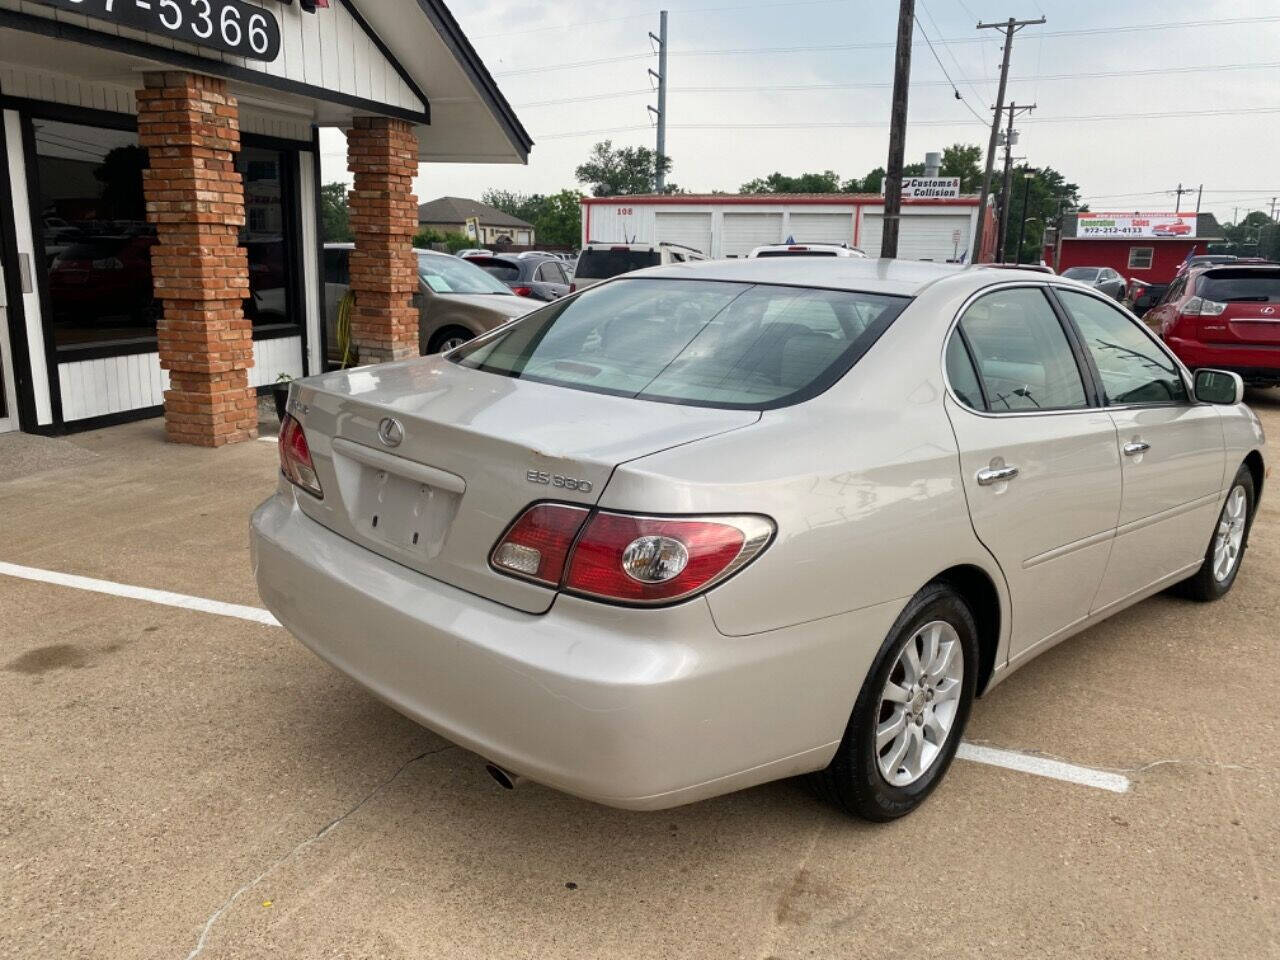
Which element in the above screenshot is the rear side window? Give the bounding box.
[1197,269,1280,303]
[1057,289,1187,405]
[451,278,909,410]
[469,257,521,282]
[574,249,661,280]
[945,332,985,410]
[959,288,1087,412]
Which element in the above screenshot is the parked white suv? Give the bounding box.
[572,241,708,291]
[748,242,867,259]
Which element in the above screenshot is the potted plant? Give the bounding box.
[272,373,293,421]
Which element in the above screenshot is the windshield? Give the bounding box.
[1063,268,1100,281]
[575,248,661,280]
[417,253,512,295]
[1197,269,1280,302]
[451,278,908,410]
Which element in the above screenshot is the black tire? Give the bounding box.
[427,325,474,355]
[1175,464,1255,602]
[810,581,979,821]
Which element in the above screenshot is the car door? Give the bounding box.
[944,286,1122,661]
[1052,288,1225,611]
[534,260,569,300]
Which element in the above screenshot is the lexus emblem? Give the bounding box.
[377,417,404,447]
[1264,307,1276,316]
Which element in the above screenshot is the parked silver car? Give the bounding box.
[254,258,1265,820]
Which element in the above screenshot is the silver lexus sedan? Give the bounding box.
[251,259,1266,821]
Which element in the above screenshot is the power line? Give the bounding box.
[912,11,989,126]
[511,59,1280,108]
[918,0,991,109]
[492,14,1280,77]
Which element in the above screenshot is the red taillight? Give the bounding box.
[278,414,323,499]
[492,506,774,605]
[490,503,590,585]
[512,285,534,297]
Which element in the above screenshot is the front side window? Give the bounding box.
[452,278,908,409]
[1057,289,1188,405]
[33,119,154,351]
[959,287,1088,412]
[1128,247,1154,270]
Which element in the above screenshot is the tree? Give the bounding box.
[739,170,842,194]
[1218,211,1280,259]
[532,189,583,247]
[938,143,983,193]
[481,189,544,226]
[575,140,674,197]
[318,182,352,242]
[1002,165,1082,264]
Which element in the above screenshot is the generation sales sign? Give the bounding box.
[1078,212,1197,239]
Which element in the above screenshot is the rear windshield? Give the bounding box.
[417,253,512,296]
[467,257,521,282]
[1062,267,1100,281]
[451,278,908,410]
[574,248,660,280]
[756,250,839,258]
[1197,269,1280,302]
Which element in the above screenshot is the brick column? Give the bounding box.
[137,72,256,447]
[346,117,419,363]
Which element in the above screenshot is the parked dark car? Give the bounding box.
[1150,264,1280,385]
[1061,266,1127,300]
[464,253,570,302]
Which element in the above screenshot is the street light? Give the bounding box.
[1015,169,1036,264]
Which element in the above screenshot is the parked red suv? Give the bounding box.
[1151,264,1280,385]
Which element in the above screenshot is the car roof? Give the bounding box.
[639,256,971,296]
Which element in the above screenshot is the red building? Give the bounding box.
[1050,212,1225,283]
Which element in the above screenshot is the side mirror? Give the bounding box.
[1194,369,1245,405]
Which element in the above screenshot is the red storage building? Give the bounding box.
[1051,211,1225,284]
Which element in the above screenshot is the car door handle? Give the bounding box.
[976,465,1019,486]
[1123,441,1150,457]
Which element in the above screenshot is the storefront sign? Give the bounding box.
[1077,212,1197,239]
[882,177,961,199]
[32,0,281,61]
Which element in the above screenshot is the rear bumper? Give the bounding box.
[251,489,900,809]
[1164,337,1280,382]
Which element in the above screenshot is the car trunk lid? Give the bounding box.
[289,357,759,613]
[1195,268,1280,344]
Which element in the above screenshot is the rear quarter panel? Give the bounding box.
[601,285,1010,645]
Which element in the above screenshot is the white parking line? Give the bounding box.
[0,561,280,627]
[956,742,1131,793]
[257,436,278,443]
[1,560,1133,795]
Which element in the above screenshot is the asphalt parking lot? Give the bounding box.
[3,396,1279,960]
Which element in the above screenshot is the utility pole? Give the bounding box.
[971,15,1044,264]
[995,104,1033,261]
[648,11,668,193]
[1172,182,1195,212]
[881,0,915,259]
[1271,197,1278,221]
[1195,184,1203,214]
[1015,168,1035,264]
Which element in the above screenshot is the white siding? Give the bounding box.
[0,0,424,115]
[722,213,784,258]
[56,353,168,422]
[654,212,712,256]
[860,212,973,262]
[788,213,855,246]
[250,335,304,387]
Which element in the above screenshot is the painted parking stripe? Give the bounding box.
[257,436,278,443]
[1,560,1134,795]
[956,742,1130,793]
[0,561,280,627]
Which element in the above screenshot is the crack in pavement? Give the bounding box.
[183,743,457,960]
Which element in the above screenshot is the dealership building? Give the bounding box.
[0,0,529,443]
[581,191,997,262]
[1050,211,1225,282]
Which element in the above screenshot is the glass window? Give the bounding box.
[1057,289,1188,405]
[33,120,156,351]
[323,247,349,284]
[417,253,514,295]
[1128,247,1154,270]
[574,248,660,280]
[452,278,908,410]
[237,146,297,331]
[469,256,520,282]
[959,287,1088,412]
[1062,267,1100,282]
[945,332,985,410]
[1196,268,1280,303]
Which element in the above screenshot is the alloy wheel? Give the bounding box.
[875,620,964,787]
[1212,484,1248,583]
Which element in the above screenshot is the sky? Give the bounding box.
[319,0,1280,227]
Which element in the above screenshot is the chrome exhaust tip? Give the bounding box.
[484,762,524,790]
